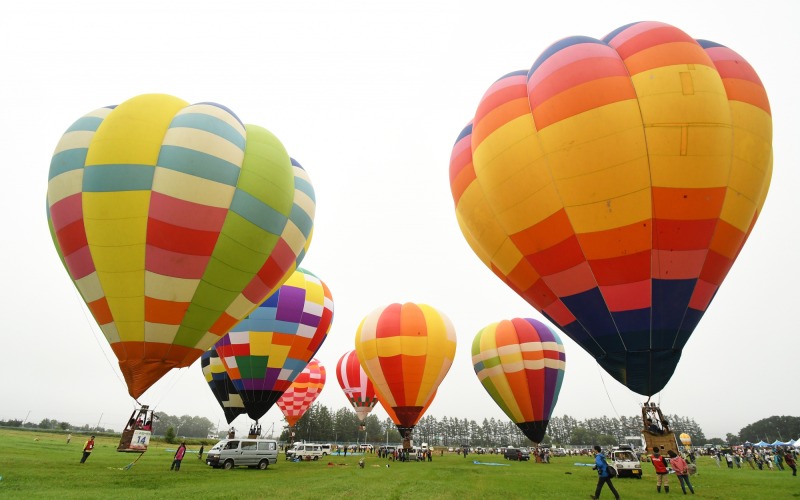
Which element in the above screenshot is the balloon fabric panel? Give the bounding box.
[46,94,315,399]
[452,22,771,396]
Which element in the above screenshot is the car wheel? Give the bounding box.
[223,460,234,470]
[313,456,319,461]
[259,460,269,470]
[322,452,327,456]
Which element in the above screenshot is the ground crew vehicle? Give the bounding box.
[611,445,643,478]
[285,442,326,460]
[504,447,530,461]
[205,438,279,470]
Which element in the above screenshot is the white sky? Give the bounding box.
[2,0,797,440]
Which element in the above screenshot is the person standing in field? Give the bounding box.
[171,442,187,471]
[651,447,670,494]
[66,433,71,444]
[198,444,204,460]
[80,435,95,463]
[590,445,620,500]
[784,449,797,476]
[668,450,694,494]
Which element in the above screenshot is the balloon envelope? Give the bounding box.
[355,302,456,432]
[200,346,246,425]
[46,94,316,398]
[680,433,692,446]
[472,318,565,443]
[336,350,379,423]
[451,22,772,396]
[277,358,326,428]
[216,268,333,421]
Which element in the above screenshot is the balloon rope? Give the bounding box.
[150,365,189,411]
[596,364,621,420]
[71,287,128,392]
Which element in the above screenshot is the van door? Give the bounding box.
[239,440,258,465]
[257,440,278,465]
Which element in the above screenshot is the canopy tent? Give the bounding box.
[755,441,770,447]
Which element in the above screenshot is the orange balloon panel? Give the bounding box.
[355,303,456,429]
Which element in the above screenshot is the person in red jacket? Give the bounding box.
[650,447,669,493]
[785,449,797,476]
[80,435,95,464]
[171,442,187,471]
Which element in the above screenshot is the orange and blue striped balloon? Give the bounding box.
[472,318,565,443]
[451,22,771,396]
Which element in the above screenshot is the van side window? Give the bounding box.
[258,442,273,451]
[224,441,239,450]
[242,441,257,451]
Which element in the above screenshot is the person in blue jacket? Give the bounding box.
[590,445,620,499]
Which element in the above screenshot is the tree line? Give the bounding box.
[282,404,711,447]
[3,411,796,447]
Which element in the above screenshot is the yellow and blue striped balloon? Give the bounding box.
[47,94,315,399]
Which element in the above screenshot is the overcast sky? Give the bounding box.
[2,0,797,441]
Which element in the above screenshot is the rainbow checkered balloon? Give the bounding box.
[216,268,333,421]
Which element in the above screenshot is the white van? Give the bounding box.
[205,438,279,470]
[286,442,327,460]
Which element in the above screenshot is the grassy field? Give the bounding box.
[1,429,797,499]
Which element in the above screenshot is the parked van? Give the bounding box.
[286,442,327,460]
[205,438,279,470]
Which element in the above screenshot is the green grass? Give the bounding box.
[1,429,797,499]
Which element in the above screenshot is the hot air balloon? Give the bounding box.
[380,390,435,433]
[472,318,565,444]
[450,21,772,397]
[201,346,246,425]
[680,433,692,448]
[355,303,456,440]
[216,268,333,422]
[335,350,379,429]
[46,94,316,401]
[277,358,326,428]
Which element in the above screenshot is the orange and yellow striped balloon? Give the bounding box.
[450,21,771,396]
[355,303,456,432]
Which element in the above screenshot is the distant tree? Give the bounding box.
[38,418,59,429]
[725,433,738,444]
[165,426,177,444]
